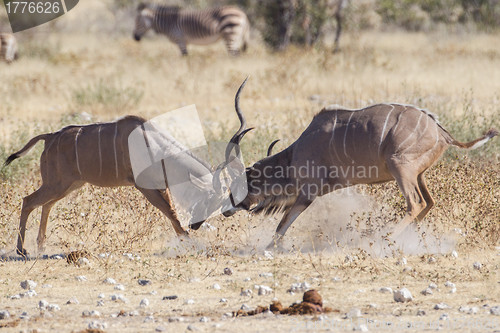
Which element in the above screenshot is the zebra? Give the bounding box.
[0,33,18,63]
[133,3,250,56]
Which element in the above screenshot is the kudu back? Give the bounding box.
[220,80,498,249]
[5,115,213,256]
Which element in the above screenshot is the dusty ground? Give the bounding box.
[1,3,500,332]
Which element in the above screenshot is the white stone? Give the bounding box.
[444,281,455,288]
[393,288,413,303]
[103,277,116,285]
[473,262,482,270]
[240,289,252,296]
[379,287,393,294]
[240,304,252,311]
[114,284,125,291]
[428,282,438,289]
[20,280,37,290]
[212,283,221,290]
[346,308,362,318]
[451,250,458,258]
[47,304,60,312]
[420,288,433,296]
[258,285,273,296]
[0,310,10,320]
[110,294,127,302]
[39,300,49,309]
[185,299,195,305]
[144,315,154,323]
[396,258,407,266]
[491,306,500,316]
[77,258,90,266]
[220,298,228,303]
[75,275,87,282]
[98,293,105,299]
[168,316,184,322]
[140,298,149,307]
[434,303,450,310]
[88,321,107,330]
[353,324,369,332]
[288,282,311,293]
[259,272,273,278]
[200,316,209,322]
[23,290,37,298]
[264,251,274,259]
[66,297,79,304]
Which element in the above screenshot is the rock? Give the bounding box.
[77,257,90,266]
[66,297,79,304]
[243,277,251,282]
[264,251,274,259]
[258,285,273,296]
[439,313,449,320]
[155,326,166,332]
[402,266,413,273]
[331,277,342,282]
[428,256,437,263]
[75,275,87,282]
[240,289,252,296]
[223,267,233,275]
[138,279,151,286]
[458,306,470,313]
[199,316,209,322]
[469,307,479,314]
[393,288,413,303]
[163,295,178,300]
[259,272,273,278]
[47,304,60,312]
[88,321,107,330]
[144,315,154,323]
[82,310,100,317]
[451,250,458,258]
[42,284,52,289]
[140,298,149,307]
[110,294,127,303]
[379,287,393,294]
[98,293,105,299]
[288,282,311,294]
[22,290,37,298]
[417,309,426,316]
[434,303,450,310]
[420,288,433,296]
[212,283,221,290]
[428,282,438,290]
[187,324,199,331]
[185,299,195,305]
[0,310,10,320]
[444,281,455,288]
[20,280,37,290]
[39,300,49,309]
[9,294,21,300]
[114,284,125,291]
[240,304,252,311]
[168,317,184,322]
[490,306,500,316]
[219,298,228,303]
[103,277,116,284]
[473,262,482,270]
[346,308,362,318]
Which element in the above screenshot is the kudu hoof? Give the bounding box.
[16,248,28,257]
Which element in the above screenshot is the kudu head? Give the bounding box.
[212,78,282,218]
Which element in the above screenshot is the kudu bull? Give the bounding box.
[5,116,215,256]
[220,79,498,249]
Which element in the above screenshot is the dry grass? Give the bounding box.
[0,23,499,333]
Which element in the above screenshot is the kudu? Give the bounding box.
[5,115,215,256]
[220,79,498,249]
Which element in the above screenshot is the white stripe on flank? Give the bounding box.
[329,113,342,163]
[378,104,395,156]
[401,111,429,153]
[98,125,103,177]
[396,112,423,151]
[392,105,407,135]
[75,127,83,176]
[113,123,119,178]
[343,112,355,161]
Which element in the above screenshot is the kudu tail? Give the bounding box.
[4,134,51,167]
[447,128,498,150]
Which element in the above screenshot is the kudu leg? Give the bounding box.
[136,188,188,237]
[416,173,435,221]
[17,182,81,256]
[390,166,427,238]
[267,193,314,250]
[37,201,56,253]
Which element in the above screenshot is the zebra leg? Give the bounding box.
[177,41,188,56]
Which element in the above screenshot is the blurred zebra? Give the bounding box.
[133,3,250,56]
[0,33,18,63]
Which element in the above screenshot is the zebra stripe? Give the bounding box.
[134,4,249,56]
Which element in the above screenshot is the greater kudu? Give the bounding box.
[220,80,498,249]
[5,116,214,256]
